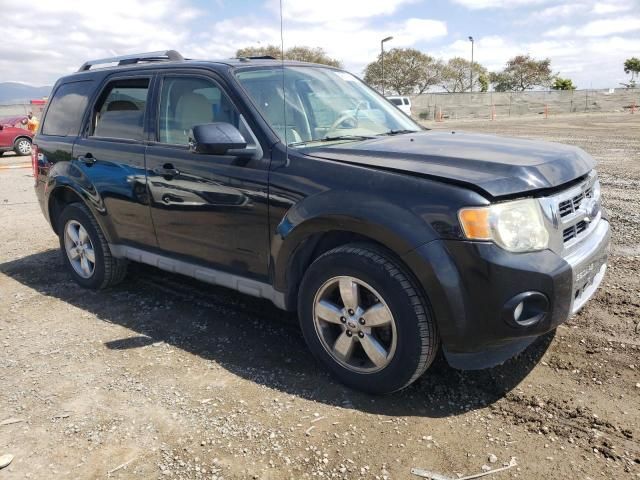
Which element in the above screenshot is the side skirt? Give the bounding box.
[109,244,286,310]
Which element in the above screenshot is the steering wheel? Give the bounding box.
[328,113,358,133]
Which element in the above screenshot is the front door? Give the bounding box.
[145,73,270,280]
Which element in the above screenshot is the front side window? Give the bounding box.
[91,79,149,141]
[389,98,402,106]
[41,81,94,137]
[235,66,420,147]
[158,76,240,145]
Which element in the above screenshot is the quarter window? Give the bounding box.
[41,81,93,137]
[158,77,240,145]
[91,79,149,141]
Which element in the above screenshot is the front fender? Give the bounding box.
[271,190,440,293]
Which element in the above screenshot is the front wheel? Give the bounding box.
[13,137,32,156]
[298,244,439,394]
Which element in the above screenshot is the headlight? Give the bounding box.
[459,199,549,252]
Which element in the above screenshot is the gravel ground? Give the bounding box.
[0,113,638,480]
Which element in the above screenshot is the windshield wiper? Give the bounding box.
[378,129,420,136]
[288,135,376,147]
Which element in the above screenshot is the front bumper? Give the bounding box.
[403,219,610,370]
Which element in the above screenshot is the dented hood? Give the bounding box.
[301,130,595,198]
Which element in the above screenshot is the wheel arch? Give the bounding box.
[47,182,116,243]
[274,212,439,311]
[13,135,33,144]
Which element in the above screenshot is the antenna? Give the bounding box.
[280,0,288,151]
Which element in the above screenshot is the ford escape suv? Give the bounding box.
[33,51,610,394]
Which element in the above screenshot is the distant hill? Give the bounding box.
[0,82,52,104]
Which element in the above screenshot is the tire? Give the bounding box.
[298,244,439,394]
[13,137,32,156]
[58,202,128,289]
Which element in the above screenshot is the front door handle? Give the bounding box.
[78,153,96,165]
[153,164,180,177]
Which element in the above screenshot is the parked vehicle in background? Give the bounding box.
[386,95,412,116]
[0,117,33,156]
[33,51,609,394]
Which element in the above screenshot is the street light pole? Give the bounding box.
[381,36,393,96]
[468,36,474,93]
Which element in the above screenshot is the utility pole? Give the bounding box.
[468,36,474,93]
[381,36,393,96]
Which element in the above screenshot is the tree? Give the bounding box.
[235,45,341,68]
[441,57,487,93]
[551,77,576,90]
[478,73,489,92]
[363,48,444,95]
[490,54,553,91]
[624,57,640,83]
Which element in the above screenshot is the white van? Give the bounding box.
[386,96,412,116]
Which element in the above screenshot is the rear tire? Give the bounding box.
[58,202,127,289]
[298,244,438,394]
[13,137,32,156]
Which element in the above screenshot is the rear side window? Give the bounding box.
[41,81,93,136]
[91,79,149,141]
[403,98,410,105]
[389,98,402,106]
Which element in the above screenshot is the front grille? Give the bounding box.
[540,171,601,255]
[563,220,588,243]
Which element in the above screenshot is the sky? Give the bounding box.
[0,0,638,89]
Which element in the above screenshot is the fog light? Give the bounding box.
[513,301,524,322]
[503,292,549,328]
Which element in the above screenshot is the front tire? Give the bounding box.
[58,203,127,289]
[13,137,32,156]
[298,244,439,394]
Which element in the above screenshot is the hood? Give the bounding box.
[301,130,595,198]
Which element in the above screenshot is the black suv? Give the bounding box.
[33,51,610,394]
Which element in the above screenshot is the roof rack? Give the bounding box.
[77,50,184,72]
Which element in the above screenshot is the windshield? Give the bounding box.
[235,66,420,147]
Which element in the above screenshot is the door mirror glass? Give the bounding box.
[191,122,247,155]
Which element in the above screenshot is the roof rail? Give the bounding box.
[237,55,278,62]
[77,50,184,72]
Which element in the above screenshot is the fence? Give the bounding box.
[0,103,46,120]
[411,88,640,121]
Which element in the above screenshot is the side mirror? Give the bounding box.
[191,122,247,155]
[0,124,3,131]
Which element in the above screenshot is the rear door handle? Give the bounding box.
[153,164,180,177]
[78,153,96,165]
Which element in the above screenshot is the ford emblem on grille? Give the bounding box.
[580,198,598,223]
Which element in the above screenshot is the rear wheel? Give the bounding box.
[298,244,438,394]
[13,137,31,156]
[58,203,127,289]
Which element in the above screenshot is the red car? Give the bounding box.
[0,116,33,156]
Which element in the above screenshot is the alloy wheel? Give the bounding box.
[312,276,397,373]
[63,220,96,278]
[16,139,31,155]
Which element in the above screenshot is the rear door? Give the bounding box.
[145,71,271,280]
[73,74,157,248]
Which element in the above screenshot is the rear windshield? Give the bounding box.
[41,81,93,136]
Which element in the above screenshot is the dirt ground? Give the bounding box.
[1,113,638,480]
